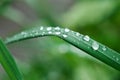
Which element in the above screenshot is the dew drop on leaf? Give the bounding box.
[54,27,60,30]
[65,28,70,32]
[47,27,52,31]
[55,32,61,35]
[40,26,43,30]
[30,33,34,37]
[63,34,68,38]
[48,31,52,34]
[21,32,27,37]
[102,46,106,51]
[113,56,119,61]
[83,35,90,41]
[21,32,26,35]
[92,41,99,50]
[76,32,80,36]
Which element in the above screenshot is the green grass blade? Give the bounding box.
[0,38,23,80]
[5,26,120,71]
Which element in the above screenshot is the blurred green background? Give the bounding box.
[0,0,120,80]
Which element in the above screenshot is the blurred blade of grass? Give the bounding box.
[0,38,23,80]
[0,0,13,15]
[5,26,120,71]
[61,0,119,27]
[2,7,50,29]
[2,7,27,25]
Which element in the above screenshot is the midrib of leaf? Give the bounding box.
[0,38,23,80]
[5,26,120,71]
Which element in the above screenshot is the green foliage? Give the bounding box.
[0,38,23,80]
[62,0,119,26]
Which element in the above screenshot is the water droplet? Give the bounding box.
[92,41,99,50]
[63,34,68,38]
[47,27,52,31]
[83,35,90,41]
[40,27,43,30]
[54,27,60,30]
[32,30,39,35]
[112,56,119,61]
[48,31,52,34]
[76,32,80,36]
[102,46,106,51]
[21,32,27,37]
[65,28,70,32]
[55,32,61,35]
[21,32,26,35]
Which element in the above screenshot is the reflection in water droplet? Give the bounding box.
[47,27,52,31]
[83,35,90,41]
[92,41,99,50]
[63,34,67,38]
[55,32,61,35]
[65,28,70,32]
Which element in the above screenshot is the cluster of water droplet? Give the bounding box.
[7,26,105,52]
[16,26,83,41]
[82,35,99,50]
[82,35,108,52]
[6,26,109,54]
[113,56,119,61]
[6,26,108,53]
[9,27,120,62]
[5,26,120,66]
[82,34,120,62]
